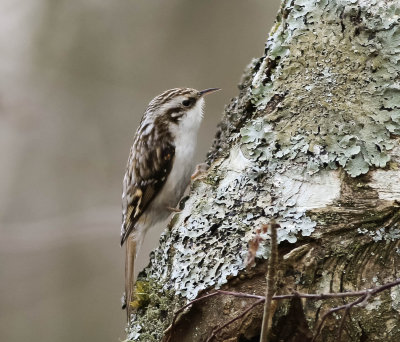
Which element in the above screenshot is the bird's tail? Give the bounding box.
[124,236,136,320]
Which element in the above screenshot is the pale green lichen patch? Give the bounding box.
[357,226,400,242]
[136,141,322,306]
[251,0,400,177]
[390,285,400,313]
[365,296,383,311]
[146,148,266,300]
[129,144,320,340]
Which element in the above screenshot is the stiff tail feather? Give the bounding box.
[124,236,136,320]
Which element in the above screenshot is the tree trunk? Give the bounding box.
[126,1,400,341]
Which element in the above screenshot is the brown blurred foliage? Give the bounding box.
[0,1,280,341]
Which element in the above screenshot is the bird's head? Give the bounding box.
[145,87,220,136]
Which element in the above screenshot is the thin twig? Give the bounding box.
[336,291,371,341]
[165,291,221,342]
[164,290,264,341]
[164,276,400,342]
[216,290,265,300]
[311,280,400,342]
[273,277,400,299]
[311,294,367,342]
[260,221,279,342]
[273,291,364,300]
[337,306,350,341]
[205,298,264,342]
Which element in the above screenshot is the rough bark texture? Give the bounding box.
[126,1,400,341]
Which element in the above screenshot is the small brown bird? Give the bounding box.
[121,87,220,318]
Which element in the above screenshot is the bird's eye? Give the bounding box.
[182,99,191,107]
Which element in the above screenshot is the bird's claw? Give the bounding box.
[191,163,209,180]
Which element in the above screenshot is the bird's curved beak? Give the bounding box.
[199,88,221,96]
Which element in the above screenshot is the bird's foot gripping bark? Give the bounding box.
[191,162,209,180]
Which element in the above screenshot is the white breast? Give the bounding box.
[143,98,204,227]
[162,128,197,203]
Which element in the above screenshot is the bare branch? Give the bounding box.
[311,293,367,342]
[273,277,400,300]
[164,274,400,342]
[310,278,400,342]
[164,290,264,342]
[205,298,264,342]
[164,291,221,342]
[337,306,350,342]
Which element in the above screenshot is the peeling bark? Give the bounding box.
[126,1,400,341]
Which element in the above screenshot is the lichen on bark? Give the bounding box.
[126,1,400,341]
[251,0,400,177]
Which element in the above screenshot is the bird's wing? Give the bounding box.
[121,138,175,246]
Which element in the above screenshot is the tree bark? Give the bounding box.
[126,1,400,341]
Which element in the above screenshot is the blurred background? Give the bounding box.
[0,1,280,341]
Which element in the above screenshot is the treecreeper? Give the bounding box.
[120,87,220,319]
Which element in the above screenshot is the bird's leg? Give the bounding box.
[191,162,209,180]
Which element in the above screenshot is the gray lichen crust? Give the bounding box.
[127,1,400,340]
[252,0,400,177]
